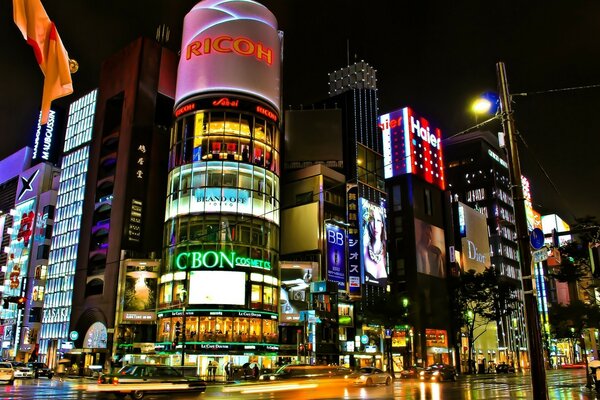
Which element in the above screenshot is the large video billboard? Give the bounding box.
[359,198,388,286]
[279,261,317,322]
[379,107,445,190]
[457,202,491,273]
[176,0,281,112]
[414,218,446,278]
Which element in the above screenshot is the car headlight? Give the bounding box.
[269,376,276,381]
[433,371,440,376]
[419,371,425,376]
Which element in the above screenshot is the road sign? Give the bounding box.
[530,228,545,250]
[533,248,548,263]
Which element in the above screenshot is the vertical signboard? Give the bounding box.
[123,127,151,249]
[326,223,346,290]
[121,262,159,323]
[346,184,361,296]
[32,109,62,165]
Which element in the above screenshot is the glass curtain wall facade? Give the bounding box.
[39,90,97,364]
[157,95,280,370]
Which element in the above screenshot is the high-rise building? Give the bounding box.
[279,60,386,367]
[0,161,60,361]
[39,90,97,366]
[380,107,453,369]
[444,130,528,369]
[156,0,283,374]
[65,37,176,370]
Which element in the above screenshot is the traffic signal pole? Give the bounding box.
[496,61,548,400]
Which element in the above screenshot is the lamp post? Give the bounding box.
[496,61,548,399]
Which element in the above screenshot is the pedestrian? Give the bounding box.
[253,364,259,379]
[55,362,66,382]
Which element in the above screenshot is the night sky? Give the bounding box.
[2,0,599,224]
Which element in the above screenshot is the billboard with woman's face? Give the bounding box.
[359,198,388,286]
[414,219,446,278]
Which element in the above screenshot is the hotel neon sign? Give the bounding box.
[175,251,271,271]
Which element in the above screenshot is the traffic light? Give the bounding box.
[175,321,182,337]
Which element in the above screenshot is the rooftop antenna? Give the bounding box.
[346,39,350,66]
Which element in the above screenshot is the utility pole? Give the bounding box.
[496,61,548,400]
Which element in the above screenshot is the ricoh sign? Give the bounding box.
[175,0,281,112]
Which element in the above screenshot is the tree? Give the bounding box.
[450,267,519,374]
[549,301,600,364]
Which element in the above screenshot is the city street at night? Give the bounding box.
[1,369,599,400]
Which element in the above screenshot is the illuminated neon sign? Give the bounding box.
[175,251,271,271]
[186,36,273,66]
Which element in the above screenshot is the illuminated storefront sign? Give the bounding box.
[186,36,273,66]
[175,250,271,271]
[326,223,346,289]
[32,109,60,164]
[458,202,491,273]
[346,184,361,296]
[379,107,445,190]
[176,0,281,112]
[174,96,278,122]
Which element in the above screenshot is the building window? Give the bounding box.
[37,245,50,260]
[424,189,433,216]
[392,185,402,211]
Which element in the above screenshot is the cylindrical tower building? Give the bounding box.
[157,0,282,375]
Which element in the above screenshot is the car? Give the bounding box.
[348,367,392,386]
[561,362,586,369]
[258,364,352,381]
[0,362,15,385]
[400,366,424,379]
[97,364,206,400]
[11,362,34,378]
[495,362,515,373]
[27,362,54,379]
[419,364,457,382]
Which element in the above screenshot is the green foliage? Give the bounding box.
[363,291,410,329]
[549,300,600,340]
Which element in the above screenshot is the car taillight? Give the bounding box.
[113,377,119,385]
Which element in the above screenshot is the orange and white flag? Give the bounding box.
[13,0,73,124]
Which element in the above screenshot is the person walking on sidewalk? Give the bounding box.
[55,363,66,382]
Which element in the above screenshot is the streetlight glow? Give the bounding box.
[471,98,492,114]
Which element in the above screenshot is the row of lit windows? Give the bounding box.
[493,188,514,206]
[53,214,82,236]
[57,190,84,211]
[495,205,515,224]
[64,90,96,153]
[466,188,486,202]
[157,316,278,344]
[51,230,80,251]
[60,147,90,178]
[59,159,88,184]
[46,258,76,279]
[45,275,74,294]
[169,163,279,199]
[48,246,78,267]
[498,225,516,240]
[164,215,279,251]
[58,179,86,202]
[39,321,69,340]
[498,262,520,280]
[172,111,279,149]
[43,290,73,310]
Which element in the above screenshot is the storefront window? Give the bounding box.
[251,285,262,309]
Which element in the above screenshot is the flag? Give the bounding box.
[13,0,73,124]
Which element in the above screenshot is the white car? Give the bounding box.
[11,362,34,378]
[0,362,15,384]
[349,367,392,386]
